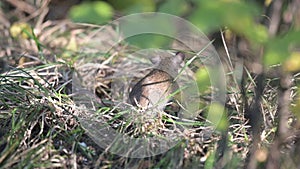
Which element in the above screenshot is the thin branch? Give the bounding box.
[5,0,37,14]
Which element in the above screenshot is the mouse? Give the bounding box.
[129,52,185,112]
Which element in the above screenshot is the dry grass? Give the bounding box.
[1,1,300,169]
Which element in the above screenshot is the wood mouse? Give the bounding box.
[129,52,185,112]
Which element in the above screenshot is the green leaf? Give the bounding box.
[125,34,172,49]
[189,0,268,43]
[264,31,300,66]
[283,52,300,72]
[108,0,155,14]
[10,22,32,39]
[68,1,113,24]
[204,149,216,169]
[158,0,189,16]
[195,67,211,93]
[207,103,228,131]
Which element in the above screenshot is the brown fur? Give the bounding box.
[129,52,185,110]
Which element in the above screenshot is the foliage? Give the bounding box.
[69,1,113,24]
[1,0,300,168]
[265,30,300,67]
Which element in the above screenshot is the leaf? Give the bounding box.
[158,0,189,16]
[120,15,176,48]
[195,67,211,93]
[108,0,155,14]
[204,150,216,169]
[10,22,32,39]
[264,39,288,66]
[68,1,113,24]
[283,52,300,72]
[207,103,228,131]
[125,34,172,49]
[189,0,268,43]
[264,31,300,66]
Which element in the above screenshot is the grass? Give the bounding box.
[0,28,273,169]
[1,3,300,169]
[0,23,221,168]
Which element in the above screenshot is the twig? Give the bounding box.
[5,0,36,14]
[268,0,283,36]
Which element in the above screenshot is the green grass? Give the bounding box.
[1,2,300,168]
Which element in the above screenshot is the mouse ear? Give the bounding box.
[150,55,161,64]
[173,52,185,65]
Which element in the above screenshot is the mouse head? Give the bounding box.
[150,51,185,77]
[173,51,185,65]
